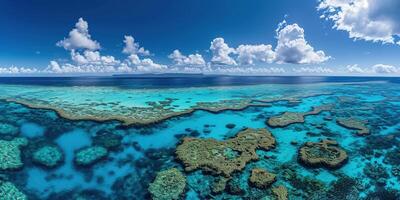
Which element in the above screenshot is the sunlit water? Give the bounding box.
[0,76,399,199]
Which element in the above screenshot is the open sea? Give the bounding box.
[0,76,399,200]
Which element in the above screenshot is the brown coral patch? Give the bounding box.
[267,104,333,127]
[298,140,348,169]
[175,128,275,177]
[249,168,277,189]
[336,118,370,136]
[272,185,289,200]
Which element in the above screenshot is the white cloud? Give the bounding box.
[168,50,206,67]
[213,66,285,74]
[56,18,100,50]
[318,0,400,44]
[210,38,237,66]
[236,44,276,65]
[136,58,167,72]
[372,64,398,73]
[346,64,365,73]
[122,35,150,56]
[0,66,39,74]
[293,67,334,73]
[274,21,330,64]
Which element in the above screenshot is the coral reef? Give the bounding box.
[249,168,276,189]
[298,140,348,169]
[74,146,108,166]
[0,138,28,170]
[336,118,370,136]
[32,145,64,168]
[0,180,27,200]
[272,185,288,200]
[148,168,186,200]
[93,131,122,150]
[267,105,332,127]
[212,177,229,194]
[175,128,276,177]
[0,123,18,136]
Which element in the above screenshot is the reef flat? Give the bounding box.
[0,78,399,199]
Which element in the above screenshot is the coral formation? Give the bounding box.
[298,140,348,169]
[32,145,64,168]
[272,185,288,200]
[0,138,28,170]
[93,131,122,150]
[74,146,108,166]
[176,128,276,177]
[212,177,229,194]
[267,105,332,127]
[0,123,18,136]
[0,180,27,200]
[336,118,370,136]
[249,168,277,189]
[148,168,186,200]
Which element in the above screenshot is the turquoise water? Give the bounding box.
[0,77,399,199]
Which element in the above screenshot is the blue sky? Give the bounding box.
[0,0,399,75]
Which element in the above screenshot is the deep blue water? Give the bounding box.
[0,75,399,88]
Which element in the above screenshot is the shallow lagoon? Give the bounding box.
[0,76,399,200]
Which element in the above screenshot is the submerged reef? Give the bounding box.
[74,146,108,166]
[0,138,28,170]
[32,145,64,168]
[0,180,27,200]
[249,168,277,189]
[93,131,122,150]
[336,117,370,136]
[267,105,332,127]
[0,123,18,136]
[298,140,348,169]
[148,168,186,200]
[272,185,288,200]
[175,128,276,177]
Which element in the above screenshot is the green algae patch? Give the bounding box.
[299,140,348,169]
[33,145,64,168]
[0,180,27,200]
[336,117,370,136]
[249,168,277,189]
[0,138,28,171]
[148,168,186,200]
[267,104,332,127]
[74,146,108,166]
[176,128,276,177]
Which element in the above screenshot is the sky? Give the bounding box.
[0,0,400,76]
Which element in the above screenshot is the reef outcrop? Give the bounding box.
[0,138,28,170]
[298,140,348,169]
[249,168,277,189]
[0,123,18,136]
[336,118,369,136]
[148,168,186,200]
[175,128,276,177]
[267,105,332,127]
[272,185,288,200]
[0,180,27,200]
[33,145,64,168]
[74,146,108,166]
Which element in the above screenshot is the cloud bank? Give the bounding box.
[1,17,397,76]
[318,0,400,45]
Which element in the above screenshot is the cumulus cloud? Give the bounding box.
[372,64,398,73]
[346,64,365,73]
[318,0,400,44]
[236,44,276,65]
[274,21,330,64]
[210,38,237,66]
[293,67,334,74]
[122,35,150,56]
[56,18,100,50]
[0,66,39,74]
[213,66,285,74]
[168,50,206,67]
